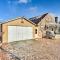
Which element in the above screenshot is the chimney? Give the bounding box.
[55,17,58,23]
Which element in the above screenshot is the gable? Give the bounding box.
[38,13,55,26]
[2,17,36,26]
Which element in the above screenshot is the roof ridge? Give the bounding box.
[1,16,36,26]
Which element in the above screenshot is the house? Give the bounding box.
[0,17,38,43]
[0,13,57,43]
[30,13,56,38]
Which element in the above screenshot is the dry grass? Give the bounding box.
[1,38,60,60]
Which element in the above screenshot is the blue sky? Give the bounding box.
[0,0,60,22]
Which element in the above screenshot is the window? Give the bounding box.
[35,29,37,34]
[44,25,48,30]
[52,28,53,31]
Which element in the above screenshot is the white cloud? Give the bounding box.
[18,0,31,4]
[29,7,37,12]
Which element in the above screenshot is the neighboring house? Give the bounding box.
[0,13,58,43]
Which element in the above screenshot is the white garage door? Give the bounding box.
[8,26,33,42]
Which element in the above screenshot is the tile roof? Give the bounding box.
[29,13,48,24]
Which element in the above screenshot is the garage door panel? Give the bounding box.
[8,26,17,42]
[22,27,27,40]
[17,27,22,40]
[8,26,33,42]
[27,27,33,39]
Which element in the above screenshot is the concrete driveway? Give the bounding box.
[1,38,60,60]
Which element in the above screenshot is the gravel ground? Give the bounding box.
[1,38,60,60]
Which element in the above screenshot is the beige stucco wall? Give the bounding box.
[34,26,42,39]
[37,14,55,37]
[38,14,55,27]
[2,18,37,43]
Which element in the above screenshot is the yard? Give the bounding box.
[1,38,60,60]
